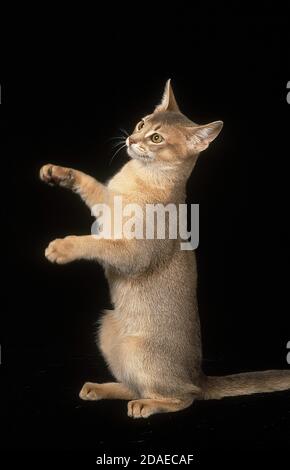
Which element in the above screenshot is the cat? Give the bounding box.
[40,80,290,418]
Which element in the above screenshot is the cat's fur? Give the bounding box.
[40,80,290,418]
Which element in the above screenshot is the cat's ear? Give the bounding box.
[186,120,223,152]
[155,79,180,113]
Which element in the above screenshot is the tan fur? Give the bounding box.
[79,382,135,401]
[40,80,290,418]
[127,397,194,419]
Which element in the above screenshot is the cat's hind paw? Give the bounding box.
[127,399,155,419]
[79,383,103,401]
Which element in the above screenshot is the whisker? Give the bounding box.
[107,136,126,142]
[119,128,129,137]
[112,140,126,149]
[109,144,127,166]
[106,138,126,147]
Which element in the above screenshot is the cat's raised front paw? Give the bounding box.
[40,164,75,188]
[45,236,78,264]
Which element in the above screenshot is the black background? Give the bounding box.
[1,9,290,464]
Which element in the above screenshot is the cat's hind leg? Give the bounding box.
[79,382,136,401]
[127,396,194,419]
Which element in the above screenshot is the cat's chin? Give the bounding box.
[127,146,154,163]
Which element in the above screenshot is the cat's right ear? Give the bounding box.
[155,79,180,113]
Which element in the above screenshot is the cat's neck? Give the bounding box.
[128,158,194,191]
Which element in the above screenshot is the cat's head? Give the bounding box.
[126,80,223,167]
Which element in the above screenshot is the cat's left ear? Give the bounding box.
[155,79,180,113]
[186,121,223,152]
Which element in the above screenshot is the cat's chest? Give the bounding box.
[107,167,138,194]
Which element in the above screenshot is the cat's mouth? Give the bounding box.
[127,144,154,162]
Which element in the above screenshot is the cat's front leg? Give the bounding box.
[45,235,110,265]
[40,164,109,209]
[45,235,152,272]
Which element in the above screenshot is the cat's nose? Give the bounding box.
[128,136,136,145]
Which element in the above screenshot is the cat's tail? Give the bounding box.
[201,370,290,400]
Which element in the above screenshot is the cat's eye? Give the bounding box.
[151,133,163,143]
[137,120,145,131]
